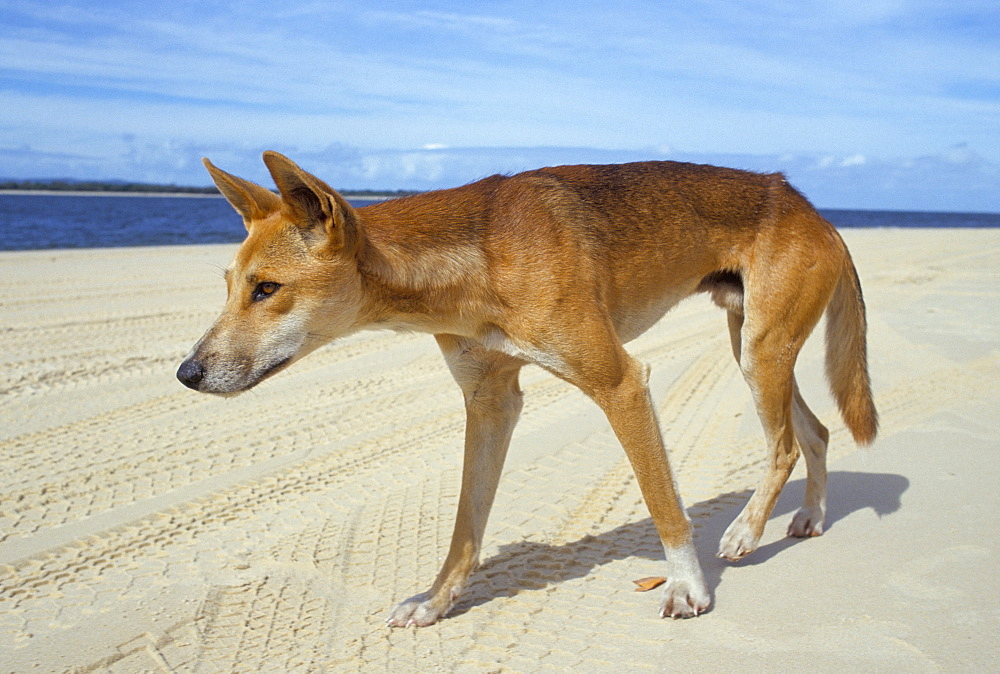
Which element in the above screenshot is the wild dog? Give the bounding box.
[177,152,877,626]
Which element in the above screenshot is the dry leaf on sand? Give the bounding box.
[632,576,667,592]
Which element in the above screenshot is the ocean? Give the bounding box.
[0,192,997,252]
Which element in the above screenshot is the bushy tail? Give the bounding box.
[825,253,878,445]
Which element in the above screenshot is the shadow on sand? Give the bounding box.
[451,470,909,617]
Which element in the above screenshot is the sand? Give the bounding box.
[1,229,997,672]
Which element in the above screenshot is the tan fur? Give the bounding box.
[178,152,878,625]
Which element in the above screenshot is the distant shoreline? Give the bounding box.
[0,189,399,201]
[3,189,995,216]
[0,189,224,198]
[0,179,417,200]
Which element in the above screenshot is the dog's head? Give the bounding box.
[177,152,366,395]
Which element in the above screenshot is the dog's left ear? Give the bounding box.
[262,151,361,259]
[203,158,282,226]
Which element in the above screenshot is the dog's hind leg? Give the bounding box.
[723,311,830,540]
[717,318,799,560]
[728,311,830,537]
[717,258,835,561]
[387,335,524,627]
[787,382,830,537]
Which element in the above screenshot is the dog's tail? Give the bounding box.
[824,252,878,446]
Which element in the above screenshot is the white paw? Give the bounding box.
[385,591,454,628]
[787,506,825,538]
[718,516,760,561]
[659,542,711,618]
[659,579,711,618]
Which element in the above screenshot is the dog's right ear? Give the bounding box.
[262,151,362,259]
[202,158,282,227]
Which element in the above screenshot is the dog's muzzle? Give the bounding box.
[176,359,205,390]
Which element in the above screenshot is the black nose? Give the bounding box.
[177,359,205,389]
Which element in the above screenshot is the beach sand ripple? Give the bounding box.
[0,230,997,671]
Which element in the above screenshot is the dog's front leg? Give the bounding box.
[387,336,524,627]
[577,346,711,618]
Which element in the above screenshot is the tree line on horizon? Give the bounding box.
[0,179,422,197]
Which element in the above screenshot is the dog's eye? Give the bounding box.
[252,282,280,302]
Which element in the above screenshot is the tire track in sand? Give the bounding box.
[148,319,726,670]
[0,351,452,551]
[329,332,739,670]
[15,289,958,671]
[47,311,726,670]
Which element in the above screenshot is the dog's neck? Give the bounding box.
[353,225,493,334]
[357,235,481,294]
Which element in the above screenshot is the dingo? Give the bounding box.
[178,152,877,626]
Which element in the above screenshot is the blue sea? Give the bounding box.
[0,192,997,251]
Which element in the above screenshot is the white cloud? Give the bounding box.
[943,143,983,165]
[1,1,998,211]
[3,139,996,212]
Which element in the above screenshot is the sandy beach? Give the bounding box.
[1,228,997,671]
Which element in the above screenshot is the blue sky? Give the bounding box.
[1,0,998,210]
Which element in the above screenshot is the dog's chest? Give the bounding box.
[478,327,570,376]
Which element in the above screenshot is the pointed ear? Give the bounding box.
[202,158,281,227]
[262,151,360,257]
